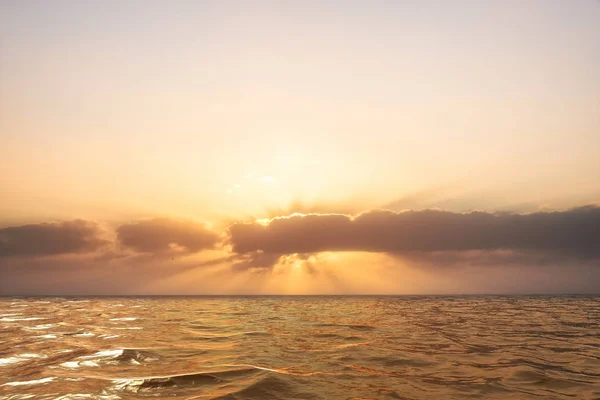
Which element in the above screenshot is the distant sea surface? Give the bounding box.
[1,296,599,400]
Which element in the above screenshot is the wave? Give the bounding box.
[209,374,296,400]
[317,323,376,331]
[2,377,56,387]
[1,296,599,399]
[59,348,161,369]
[111,367,264,393]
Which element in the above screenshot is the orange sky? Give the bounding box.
[1,1,599,294]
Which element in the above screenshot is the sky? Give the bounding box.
[1,0,599,295]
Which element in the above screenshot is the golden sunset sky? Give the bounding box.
[1,1,599,294]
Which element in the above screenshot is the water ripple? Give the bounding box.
[0,296,598,399]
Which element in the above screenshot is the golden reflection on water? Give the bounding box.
[0,296,599,399]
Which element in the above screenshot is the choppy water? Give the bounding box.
[1,296,599,400]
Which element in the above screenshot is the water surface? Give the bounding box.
[1,296,599,399]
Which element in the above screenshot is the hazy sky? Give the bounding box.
[1,1,599,294]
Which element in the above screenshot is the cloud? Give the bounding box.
[0,220,108,257]
[230,251,284,272]
[2,208,600,295]
[116,218,219,254]
[393,249,588,268]
[263,199,369,220]
[228,206,600,258]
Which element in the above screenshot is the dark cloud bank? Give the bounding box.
[116,218,218,254]
[229,206,600,258]
[0,220,108,257]
[1,206,599,262]
[0,218,218,258]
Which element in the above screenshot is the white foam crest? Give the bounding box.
[73,332,95,338]
[19,353,46,359]
[0,357,24,366]
[0,317,44,321]
[112,327,143,330]
[60,360,101,369]
[86,349,124,358]
[2,377,55,387]
[35,334,58,339]
[99,334,120,340]
[55,394,120,400]
[28,324,57,330]
[60,361,80,369]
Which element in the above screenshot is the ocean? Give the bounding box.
[0,296,598,399]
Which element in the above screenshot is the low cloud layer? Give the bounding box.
[116,218,219,254]
[229,206,600,258]
[1,207,599,294]
[0,220,107,257]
